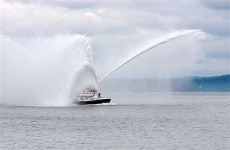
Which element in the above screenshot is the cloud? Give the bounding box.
[0,1,135,37]
[200,0,230,10]
[202,38,229,59]
[1,0,229,37]
[1,0,229,78]
[1,1,68,36]
[3,0,98,9]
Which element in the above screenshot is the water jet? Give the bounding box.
[98,29,206,82]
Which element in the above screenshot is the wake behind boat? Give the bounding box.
[73,88,111,105]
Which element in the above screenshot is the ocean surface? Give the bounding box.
[1,92,229,150]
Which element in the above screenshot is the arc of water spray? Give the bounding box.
[98,29,204,82]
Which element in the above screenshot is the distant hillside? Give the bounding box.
[99,75,230,92]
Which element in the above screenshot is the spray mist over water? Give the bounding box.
[1,29,208,106]
[67,63,98,104]
[99,29,207,82]
[1,35,98,106]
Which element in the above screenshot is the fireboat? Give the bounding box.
[74,88,111,105]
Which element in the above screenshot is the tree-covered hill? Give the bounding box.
[100,75,230,92]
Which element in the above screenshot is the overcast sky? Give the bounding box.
[1,0,229,79]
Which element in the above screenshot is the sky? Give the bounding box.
[1,0,229,79]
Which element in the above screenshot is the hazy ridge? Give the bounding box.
[100,75,230,92]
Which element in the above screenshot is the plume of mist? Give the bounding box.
[1,34,97,106]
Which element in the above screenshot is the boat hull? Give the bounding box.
[74,98,111,105]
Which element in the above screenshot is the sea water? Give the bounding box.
[0,92,229,150]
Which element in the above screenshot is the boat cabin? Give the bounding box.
[78,88,98,100]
